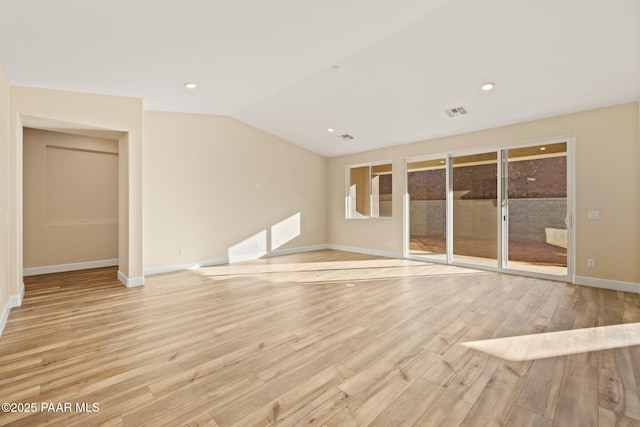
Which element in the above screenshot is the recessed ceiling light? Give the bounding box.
[540,147,546,151]
[327,127,335,133]
[481,82,495,91]
[331,65,341,73]
[184,82,197,89]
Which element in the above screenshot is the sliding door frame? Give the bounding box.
[448,147,502,272]
[404,154,450,265]
[404,136,575,283]
[499,137,575,282]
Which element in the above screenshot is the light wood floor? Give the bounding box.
[1,250,639,426]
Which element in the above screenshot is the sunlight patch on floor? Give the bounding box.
[462,322,640,361]
[195,258,491,283]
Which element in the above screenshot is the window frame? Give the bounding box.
[345,161,393,220]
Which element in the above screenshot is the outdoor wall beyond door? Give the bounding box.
[23,128,119,269]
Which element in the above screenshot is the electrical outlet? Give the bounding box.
[178,248,185,256]
[587,211,600,220]
[587,259,596,268]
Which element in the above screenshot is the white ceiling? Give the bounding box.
[1,0,638,157]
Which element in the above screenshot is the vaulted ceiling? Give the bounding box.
[1,0,638,157]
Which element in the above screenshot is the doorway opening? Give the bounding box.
[15,115,137,288]
[22,128,119,276]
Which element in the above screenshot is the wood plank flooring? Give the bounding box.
[1,250,639,426]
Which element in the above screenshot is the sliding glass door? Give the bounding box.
[405,138,572,280]
[503,142,568,276]
[407,158,447,261]
[451,152,499,267]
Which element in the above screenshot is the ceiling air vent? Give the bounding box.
[445,106,469,118]
[339,134,355,141]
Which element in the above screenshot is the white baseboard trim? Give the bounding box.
[18,283,24,305]
[575,276,640,294]
[228,252,268,263]
[327,244,403,259]
[0,300,10,338]
[144,257,229,276]
[24,259,119,277]
[117,271,145,288]
[264,244,329,258]
[1,285,25,338]
[144,245,331,277]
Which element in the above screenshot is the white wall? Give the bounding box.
[143,111,328,272]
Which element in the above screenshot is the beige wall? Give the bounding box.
[9,86,143,290]
[143,111,328,270]
[329,102,640,284]
[0,67,9,315]
[2,72,636,296]
[23,128,118,268]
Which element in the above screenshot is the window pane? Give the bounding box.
[371,164,392,218]
[407,159,446,260]
[506,142,567,275]
[452,152,498,266]
[348,166,370,218]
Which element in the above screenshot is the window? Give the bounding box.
[347,163,392,218]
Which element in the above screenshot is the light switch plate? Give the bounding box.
[587,211,600,220]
